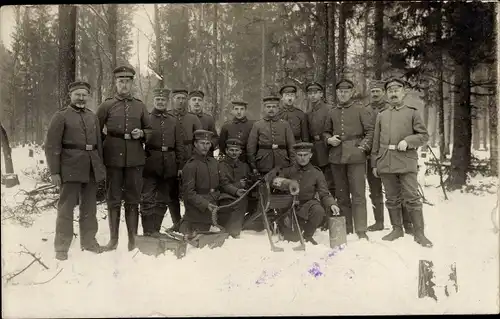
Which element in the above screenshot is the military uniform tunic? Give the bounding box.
[169,109,203,163]
[279,106,309,143]
[247,116,296,173]
[45,105,106,253]
[195,112,219,155]
[219,117,255,162]
[306,101,331,167]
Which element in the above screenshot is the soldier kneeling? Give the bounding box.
[277,142,340,245]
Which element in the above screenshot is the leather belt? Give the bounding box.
[63,144,97,151]
[258,144,286,150]
[339,135,363,141]
[381,144,397,150]
[107,132,132,140]
[146,145,174,152]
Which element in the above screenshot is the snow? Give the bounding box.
[1,146,499,317]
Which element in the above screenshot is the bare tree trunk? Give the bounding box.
[212,3,219,122]
[488,63,498,175]
[107,4,117,95]
[374,1,384,80]
[260,15,266,112]
[1,123,15,174]
[361,2,370,96]
[154,4,163,88]
[448,58,472,189]
[472,108,480,151]
[338,2,347,75]
[423,87,430,128]
[328,3,337,102]
[58,4,77,109]
[482,106,488,151]
[445,72,454,157]
[322,3,328,87]
[436,3,445,160]
[94,14,103,105]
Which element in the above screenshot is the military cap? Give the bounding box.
[153,88,168,98]
[113,65,136,78]
[292,142,314,152]
[193,129,214,141]
[226,138,244,149]
[369,80,385,90]
[336,78,354,89]
[305,82,324,92]
[171,89,188,97]
[262,96,281,104]
[384,78,406,90]
[188,90,204,99]
[231,100,248,107]
[279,84,297,95]
[68,81,91,93]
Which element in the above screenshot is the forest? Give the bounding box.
[0,2,497,190]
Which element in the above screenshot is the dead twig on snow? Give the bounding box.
[20,244,49,270]
[29,268,64,286]
[3,260,37,283]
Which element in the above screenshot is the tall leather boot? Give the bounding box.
[367,204,385,231]
[167,202,182,232]
[382,208,404,241]
[411,208,433,248]
[104,206,121,251]
[154,206,167,233]
[125,204,139,251]
[141,213,154,236]
[402,205,414,235]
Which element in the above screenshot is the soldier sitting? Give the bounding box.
[277,142,340,245]
[179,130,240,235]
[217,138,250,238]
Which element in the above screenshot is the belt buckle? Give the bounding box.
[85,144,93,151]
[388,145,396,150]
[124,134,131,140]
[314,135,320,141]
[210,188,215,193]
[272,144,278,149]
[161,146,168,152]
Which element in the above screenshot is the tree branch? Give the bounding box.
[84,4,108,30]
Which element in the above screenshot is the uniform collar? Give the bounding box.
[232,116,247,124]
[371,100,388,111]
[194,111,204,118]
[152,108,168,116]
[193,148,209,162]
[69,104,86,112]
[336,100,355,109]
[264,115,279,122]
[298,163,312,171]
[223,156,240,167]
[389,101,405,110]
[283,105,296,112]
[115,93,133,101]
[172,108,187,117]
[311,100,324,112]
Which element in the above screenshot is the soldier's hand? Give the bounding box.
[330,205,340,216]
[327,135,341,147]
[50,174,62,187]
[131,128,143,139]
[208,203,218,212]
[397,139,408,151]
[236,189,246,197]
[373,168,379,178]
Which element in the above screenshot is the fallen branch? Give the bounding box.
[29,268,63,286]
[427,146,448,200]
[20,244,49,270]
[3,260,37,283]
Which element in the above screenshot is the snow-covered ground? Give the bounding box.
[1,145,499,317]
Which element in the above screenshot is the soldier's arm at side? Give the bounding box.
[182,163,211,212]
[316,169,338,207]
[359,106,375,152]
[44,112,65,176]
[246,123,259,170]
[404,109,429,148]
[285,122,296,165]
[175,120,186,168]
[301,113,310,142]
[218,125,228,155]
[140,104,153,142]
[95,114,104,160]
[371,113,382,168]
[219,162,239,196]
[96,101,109,141]
[323,109,334,139]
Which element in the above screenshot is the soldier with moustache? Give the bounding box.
[45,81,106,260]
[188,90,219,157]
[365,80,414,234]
[278,84,309,143]
[371,78,433,247]
[96,66,152,251]
[140,88,185,236]
[219,100,255,163]
[167,89,203,231]
[324,78,374,240]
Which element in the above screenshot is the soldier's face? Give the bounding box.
[115,77,133,95]
[370,88,384,102]
[189,97,204,114]
[264,103,279,117]
[337,88,354,103]
[154,96,167,110]
[226,146,242,159]
[296,151,312,166]
[387,85,406,104]
[282,93,296,106]
[172,94,187,111]
[232,105,247,119]
[307,90,323,103]
[70,89,90,108]
[194,139,211,155]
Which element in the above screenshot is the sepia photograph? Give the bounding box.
[0,2,499,317]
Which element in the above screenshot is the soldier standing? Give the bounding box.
[96,65,152,251]
[277,142,340,245]
[179,130,236,234]
[218,138,250,238]
[366,80,414,233]
[140,88,185,236]
[371,78,432,247]
[324,78,374,239]
[219,101,255,163]
[167,89,203,231]
[247,96,296,174]
[278,84,309,143]
[188,90,219,156]
[45,81,106,260]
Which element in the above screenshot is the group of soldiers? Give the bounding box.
[45,64,433,261]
